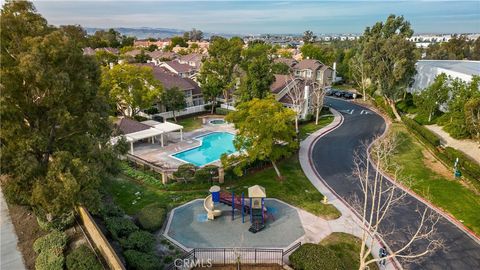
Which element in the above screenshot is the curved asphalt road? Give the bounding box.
[311,97,480,269]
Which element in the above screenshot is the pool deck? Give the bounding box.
[131,121,236,170]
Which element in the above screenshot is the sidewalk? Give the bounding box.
[0,187,26,270]
[425,124,480,164]
[298,109,399,270]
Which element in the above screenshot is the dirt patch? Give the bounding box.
[421,149,454,180]
[7,203,46,270]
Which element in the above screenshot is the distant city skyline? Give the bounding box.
[26,0,480,35]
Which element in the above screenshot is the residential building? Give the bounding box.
[158,60,196,78]
[148,50,178,65]
[137,63,204,109]
[292,59,334,87]
[178,53,204,70]
[134,39,171,49]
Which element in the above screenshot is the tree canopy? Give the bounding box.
[413,73,449,122]
[224,97,298,178]
[359,14,417,120]
[101,63,163,117]
[197,36,243,111]
[0,0,125,219]
[161,87,186,122]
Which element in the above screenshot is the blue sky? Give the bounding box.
[26,1,480,34]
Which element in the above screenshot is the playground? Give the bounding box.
[163,185,305,250]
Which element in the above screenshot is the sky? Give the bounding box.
[22,0,480,35]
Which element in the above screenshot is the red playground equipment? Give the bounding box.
[214,185,273,233]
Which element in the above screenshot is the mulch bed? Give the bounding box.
[7,203,46,270]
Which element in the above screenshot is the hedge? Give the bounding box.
[440,147,480,181]
[215,107,233,115]
[35,250,65,270]
[137,203,166,232]
[66,245,102,270]
[289,243,345,270]
[33,231,68,254]
[122,231,156,252]
[105,217,139,241]
[124,250,162,270]
[402,117,440,147]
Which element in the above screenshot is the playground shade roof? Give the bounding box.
[248,185,266,198]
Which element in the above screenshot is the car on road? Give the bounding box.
[334,91,345,98]
[343,92,354,99]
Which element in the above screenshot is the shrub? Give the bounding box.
[144,107,159,115]
[373,96,395,120]
[122,231,156,252]
[215,107,232,115]
[289,243,345,270]
[66,245,102,270]
[37,211,75,231]
[105,217,139,241]
[120,162,162,186]
[402,117,440,147]
[133,115,148,122]
[100,202,125,219]
[194,165,219,182]
[137,203,166,232]
[172,163,196,182]
[124,250,162,270]
[442,147,480,180]
[33,231,68,254]
[35,250,65,270]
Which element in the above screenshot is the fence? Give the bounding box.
[220,104,236,111]
[155,104,209,119]
[165,243,301,270]
[77,207,126,270]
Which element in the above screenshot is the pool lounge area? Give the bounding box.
[172,132,236,167]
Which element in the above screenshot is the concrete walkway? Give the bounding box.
[425,124,480,164]
[298,109,398,270]
[0,188,26,270]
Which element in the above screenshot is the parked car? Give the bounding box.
[334,91,345,98]
[343,92,354,99]
[325,89,335,96]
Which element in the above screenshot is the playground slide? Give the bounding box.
[204,194,222,220]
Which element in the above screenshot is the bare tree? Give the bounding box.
[352,135,443,269]
[350,53,370,101]
[311,82,326,125]
[285,78,307,134]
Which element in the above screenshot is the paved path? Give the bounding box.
[0,188,26,270]
[306,97,480,270]
[425,124,480,164]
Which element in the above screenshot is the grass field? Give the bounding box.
[176,115,203,132]
[387,123,480,235]
[226,154,341,220]
[320,232,379,270]
[298,115,334,140]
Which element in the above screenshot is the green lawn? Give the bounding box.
[176,116,203,132]
[298,116,334,140]
[388,123,480,235]
[226,154,341,220]
[104,176,207,215]
[320,232,379,270]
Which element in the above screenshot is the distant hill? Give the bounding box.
[85,27,237,39]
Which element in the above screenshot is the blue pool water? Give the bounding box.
[173,132,236,166]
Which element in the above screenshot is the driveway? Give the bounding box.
[309,97,480,269]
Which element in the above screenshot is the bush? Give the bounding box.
[133,115,148,122]
[144,107,159,115]
[396,93,416,114]
[442,147,480,180]
[289,243,345,270]
[215,107,232,115]
[194,165,219,182]
[137,203,166,232]
[122,231,156,252]
[172,163,196,182]
[33,231,68,254]
[35,250,65,270]
[37,211,75,231]
[124,250,162,270]
[66,245,102,270]
[100,202,125,219]
[120,162,162,187]
[402,117,441,147]
[105,217,139,241]
[373,96,395,120]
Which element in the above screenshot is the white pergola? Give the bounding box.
[123,121,184,154]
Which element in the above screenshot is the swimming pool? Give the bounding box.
[172,132,236,166]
